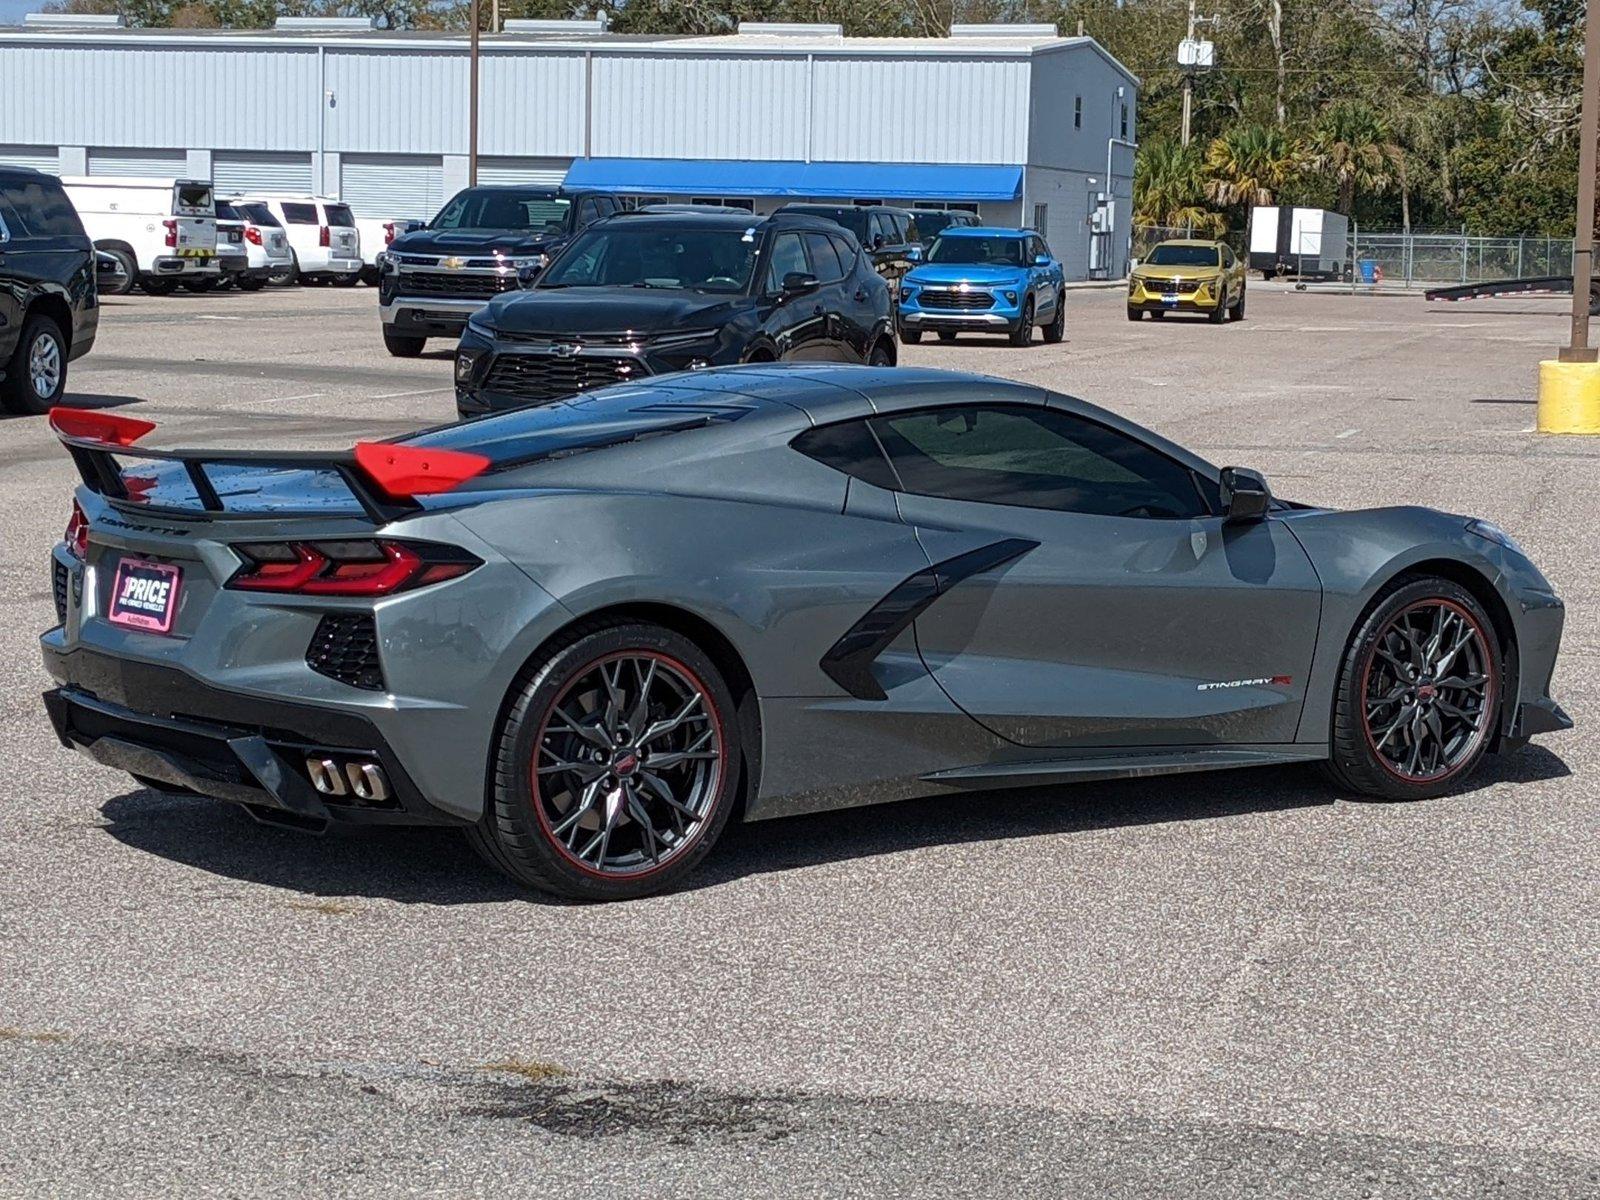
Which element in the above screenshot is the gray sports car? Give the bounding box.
[41,367,1571,900]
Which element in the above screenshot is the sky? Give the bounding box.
[1,0,38,23]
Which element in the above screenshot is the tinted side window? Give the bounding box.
[577,198,601,225]
[830,233,859,273]
[281,202,318,224]
[870,405,1209,520]
[802,232,845,283]
[792,421,899,491]
[764,231,809,291]
[1,178,84,238]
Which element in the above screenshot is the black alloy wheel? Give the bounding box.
[1208,287,1229,324]
[1009,297,1034,347]
[1326,578,1501,800]
[1043,297,1065,343]
[869,341,894,366]
[899,329,923,345]
[471,621,741,901]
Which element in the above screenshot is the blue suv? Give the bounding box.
[898,227,1065,347]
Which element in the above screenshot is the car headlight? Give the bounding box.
[1466,518,1527,557]
[649,328,719,350]
[508,254,547,270]
[900,287,916,304]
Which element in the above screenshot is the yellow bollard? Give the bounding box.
[1537,359,1600,434]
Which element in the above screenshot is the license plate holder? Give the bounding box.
[107,557,182,634]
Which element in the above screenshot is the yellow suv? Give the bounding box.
[1128,240,1246,324]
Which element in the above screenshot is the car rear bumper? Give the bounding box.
[41,645,463,829]
[150,257,219,276]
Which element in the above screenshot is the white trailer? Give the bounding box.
[61,176,219,295]
[1248,206,1349,281]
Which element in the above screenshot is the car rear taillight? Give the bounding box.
[319,225,330,247]
[162,219,177,248]
[244,225,262,246]
[64,500,88,560]
[227,540,479,597]
[383,222,397,244]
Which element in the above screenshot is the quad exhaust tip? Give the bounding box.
[306,756,391,804]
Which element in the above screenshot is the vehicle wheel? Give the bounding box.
[100,248,137,296]
[332,273,360,288]
[301,274,328,288]
[269,254,299,287]
[1261,269,1276,281]
[140,277,178,296]
[1208,288,1229,324]
[360,266,381,286]
[1150,310,1165,320]
[467,621,742,901]
[1127,307,1143,321]
[937,331,957,343]
[1008,297,1034,347]
[868,340,895,367]
[1,312,68,415]
[899,329,923,345]
[383,330,426,358]
[1324,578,1502,801]
[181,277,217,293]
[1233,287,1246,321]
[237,276,267,292]
[1043,299,1066,343]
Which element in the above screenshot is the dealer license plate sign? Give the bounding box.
[107,558,181,634]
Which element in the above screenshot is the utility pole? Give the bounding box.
[468,0,480,186]
[1178,0,1217,147]
[1181,0,1196,146]
[1559,0,1600,363]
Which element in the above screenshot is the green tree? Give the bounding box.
[1205,123,1299,208]
[1134,137,1225,233]
[1306,100,1404,215]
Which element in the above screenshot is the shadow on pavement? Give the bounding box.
[97,745,1571,906]
[0,393,146,421]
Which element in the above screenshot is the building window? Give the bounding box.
[1120,104,1129,139]
[1074,96,1083,129]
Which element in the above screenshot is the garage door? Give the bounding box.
[339,154,444,221]
[212,151,314,195]
[0,145,59,173]
[477,158,570,188]
[88,148,187,178]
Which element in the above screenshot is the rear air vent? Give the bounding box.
[52,559,69,624]
[306,613,385,691]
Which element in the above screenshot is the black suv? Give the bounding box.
[454,211,895,416]
[780,204,923,287]
[908,208,980,247]
[378,185,623,357]
[0,167,97,415]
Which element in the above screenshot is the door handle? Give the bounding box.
[853,288,868,302]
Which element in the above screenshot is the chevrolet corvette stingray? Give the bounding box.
[41,367,1570,900]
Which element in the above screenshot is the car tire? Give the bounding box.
[140,277,178,296]
[1150,310,1165,320]
[868,340,894,367]
[899,329,923,345]
[332,273,360,288]
[1208,288,1229,324]
[181,277,217,293]
[1233,287,1247,321]
[269,254,299,287]
[383,330,427,358]
[937,331,957,343]
[1127,307,1143,321]
[1009,297,1034,347]
[100,248,137,296]
[237,277,267,292]
[1,311,68,415]
[1043,299,1065,343]
[1323,577,1503,801]
[360,266,381,286]
[468,620,742,901]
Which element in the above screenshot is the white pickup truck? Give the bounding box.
[62,176,219,296]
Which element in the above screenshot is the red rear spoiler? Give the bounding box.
[48,407,490,520]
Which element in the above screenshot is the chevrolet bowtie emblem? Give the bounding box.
[441,256,465,270]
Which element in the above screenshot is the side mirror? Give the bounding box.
[1219,466,1272,523]
[781,270,820,297]
[404,219,426,233]
[1034,254,1050,266]
[871,234,886,250]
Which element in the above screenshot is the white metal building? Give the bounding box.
[0,18,1139,279]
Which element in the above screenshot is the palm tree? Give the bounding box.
[1307,100,1405,216]
[1205,124,1299,208]
[1134,138,1225,235]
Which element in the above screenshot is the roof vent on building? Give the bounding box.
[273,15,378,31]
[948,22,1060,37]
[23,11,125,26]
[735,21,844,38]
[503,15,610,35]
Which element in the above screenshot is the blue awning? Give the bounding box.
[561,158,1023,202]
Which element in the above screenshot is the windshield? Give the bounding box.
[432,188,571,233]
[541,225,758,292]
[1144,244,1221,267]
[926,235,1026,266]
[787,207,868,239]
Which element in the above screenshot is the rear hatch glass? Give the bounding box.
[324,204,356,227]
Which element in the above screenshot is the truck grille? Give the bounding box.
[398,270,520,300]
[52,559,69,624]
[919,289,994,310]
[307,613,385,692]
[483,353,647,403]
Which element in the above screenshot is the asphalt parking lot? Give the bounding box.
[2,284,1596,1197]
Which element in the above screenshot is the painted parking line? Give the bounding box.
[367,386,454,400]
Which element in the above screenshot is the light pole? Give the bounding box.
[1559,0,1600,363]
[468,0,481,186]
